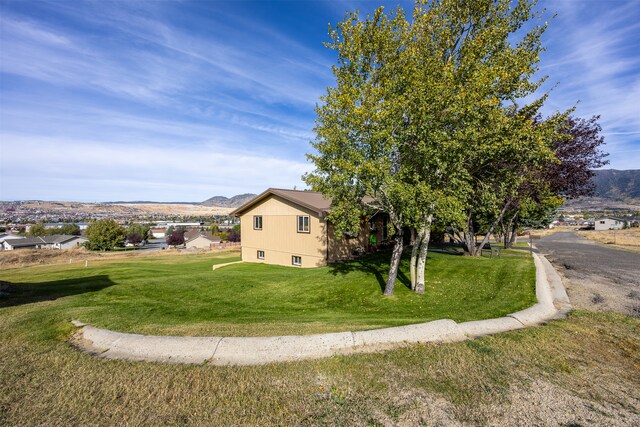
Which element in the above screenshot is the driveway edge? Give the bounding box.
[71,252,570,365]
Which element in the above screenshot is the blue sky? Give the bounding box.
[1,0,638,202]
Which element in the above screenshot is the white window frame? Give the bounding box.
[292,255,302,266]
[297,215,310,233]
[253,215,263,230]
[257,250,265,260]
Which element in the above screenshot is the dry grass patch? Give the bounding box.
[0,246,240,269]
[577,228,640,252]
[528,226,577,238]
[1,307,638,426]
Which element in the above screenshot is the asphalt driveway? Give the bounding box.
[535,231,640,316]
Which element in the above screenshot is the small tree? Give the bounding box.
[166,230,185,247]
[227,224,241,242]
[126,223,150,244]
[86,219,126,251]
[127,232,143,245]
[28,222,47,237]
[58,223,81,236]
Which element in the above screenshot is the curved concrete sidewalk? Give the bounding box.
[71,252,571,365]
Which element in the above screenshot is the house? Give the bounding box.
[0,233,24,243]
[150,228,166,238]
[2,235,88,250]
[184,229,221,249]
[229,188,389,268]
[0,234,25,250]
[594,217,627,231]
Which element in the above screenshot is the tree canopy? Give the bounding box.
[305,0,575,294]
[86,219,126,251]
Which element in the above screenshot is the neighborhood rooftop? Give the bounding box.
[6,235,82,247]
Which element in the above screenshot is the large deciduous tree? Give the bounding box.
[86,219,126,251]
[305,7,414,296]
[498,115,608,248]
[306,0,566,294]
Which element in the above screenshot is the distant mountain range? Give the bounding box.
[201,193,257,208]
[591,169,640,200]
[103,201,199,205]
[562,169,640,211]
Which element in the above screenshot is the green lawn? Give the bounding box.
[0,249,535,336]
[1,251,638,425]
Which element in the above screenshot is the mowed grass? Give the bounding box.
[0,249,535,336]
[1,251,638,425]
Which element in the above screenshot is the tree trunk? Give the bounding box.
[469,202,511,256]
[462,213,479,256]
[503,213,518,249]
[384,228,404,296]
[508,221,518,248]
[410,228,417,291]
[414,215,433,294]
[503,218,513,248]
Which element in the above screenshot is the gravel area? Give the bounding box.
[536,231,640,317]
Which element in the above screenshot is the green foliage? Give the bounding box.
[126,223,150,242]
[306,0,566,262]
[46,223,82,236]
[28,222,47,237]
[57,223,81,236]
[85,219,126,251]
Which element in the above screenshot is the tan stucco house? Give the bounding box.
[230,188,388,268]
[184,229,221,249]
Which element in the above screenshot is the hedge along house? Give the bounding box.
[230,188,389,268]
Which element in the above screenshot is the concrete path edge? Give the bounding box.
[71,252,571,366]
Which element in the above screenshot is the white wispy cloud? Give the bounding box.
[538,0,640,168]
[0,133,312,201]
[0,0,637,202]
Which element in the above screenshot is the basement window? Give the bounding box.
[253,215,263,230]
[292,255,302,266]
[257,250,265,260]
[297,215,310,233]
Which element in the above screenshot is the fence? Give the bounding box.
[210,242,241,249]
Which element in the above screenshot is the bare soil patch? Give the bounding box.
[536,231,640,318]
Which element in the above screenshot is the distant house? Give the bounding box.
[184,229,221,249]
[594,217,626,231]
[0,233,24,243]
[2,235,88,250]
[150,228,166,238]
[230,188,388,268]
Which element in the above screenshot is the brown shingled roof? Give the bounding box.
[229,188,334,217]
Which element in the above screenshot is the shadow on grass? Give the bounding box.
[327,250,415,293]
[0,275,115,308]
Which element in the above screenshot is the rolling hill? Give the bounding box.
[201,193,257,208]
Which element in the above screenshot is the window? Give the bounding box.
[600,220,605,224]
[292,255,302,266]
[297,215,310,233]
[257,250,265,259]
[253,215,263,230]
